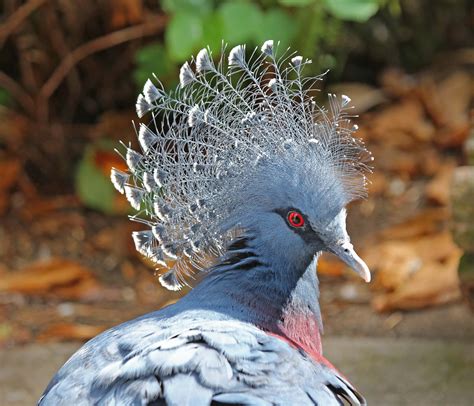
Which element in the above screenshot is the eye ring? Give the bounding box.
[287,211,305,228]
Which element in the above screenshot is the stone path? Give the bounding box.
[1,337,473,405]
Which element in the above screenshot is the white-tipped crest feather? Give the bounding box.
[159,270,183,291]
[196,48,213,72]
[179,61,195,87]
[136,94,153,118]
[126,148,142,172]
[228,45,246,67]
[110,168,129,194]
[261,40,274,56]
[124,185,144,210]
[291,56,303,69]
[115,40,371,290]
[138,124,158,152]
[143,79,162,103]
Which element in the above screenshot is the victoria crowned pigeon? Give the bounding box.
[39,40,373,405]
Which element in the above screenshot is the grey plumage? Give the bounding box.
[40,40,372,405]
[39,309,364,405]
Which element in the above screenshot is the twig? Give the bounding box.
[44,3,81,118]
[39,16,167,102]
[0,71,35,114]
[0,0,48,47]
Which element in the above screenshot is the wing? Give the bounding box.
[39,317,365,406]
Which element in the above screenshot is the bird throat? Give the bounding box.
[198,253,325,361]
[274,304,324,362]
[249,265,326,363]
[272,263,324,362]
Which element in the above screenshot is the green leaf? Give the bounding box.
[134,43,173,88]
[278,0,314,6]
[76,146,116,214]
[218,1,263,44]
[323,0,379,22]
[75,141,132,215]
[162,0,212,15]
[201,12,225,53]
[255,8,298,50]
[166,12,203,62]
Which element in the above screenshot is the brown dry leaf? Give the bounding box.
[368,230,462,312]
[0,259,102,301]
[425,162,456,205]
[318,253,345,277]
[0,158,21,215]
[37,323,107,342]
[409,232,460,260]
[420,71,472,148]
[370,99,435,143]
[0,158,21,191]
[109,0,144,29]
[373,146,442,179]
[372,248,462,312]
[19,195,80,221]
[0,110,29,151]
[418,147,442,177]
[368,232,459,291]
[422,71,472,129]
[371,145,418,177]
[367,241,421,291]
[92,110,138,142]
[435,124,470,149]
[380,68,417,98]
[92,222,136,256]
[54,278,122,302]
[379,208,449,240]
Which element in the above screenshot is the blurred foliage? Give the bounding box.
[133,43,175,88]
[0,88,10,106]
[0,0,471,212]
[75,140,131,215]
[134,0,393,88]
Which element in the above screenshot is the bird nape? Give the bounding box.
[39,40,372,406]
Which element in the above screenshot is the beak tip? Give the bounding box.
[359,262,371,283]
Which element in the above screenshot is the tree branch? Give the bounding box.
[0,0,49,47]
[0,71,35,114]
[39,16,167,101]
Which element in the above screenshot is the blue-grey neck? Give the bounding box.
[183,232,323,335]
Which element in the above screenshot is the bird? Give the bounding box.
[39,40,373,405]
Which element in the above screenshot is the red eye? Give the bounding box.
[287,211,305,228]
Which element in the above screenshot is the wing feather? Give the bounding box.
[39,318,365,405]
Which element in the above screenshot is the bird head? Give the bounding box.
[112,40,372,290]
[227,145,370,283]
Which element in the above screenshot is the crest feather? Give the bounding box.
[114,40,372,290]
[196,48,213,72]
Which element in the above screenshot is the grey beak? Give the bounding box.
[331,241,371,283]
